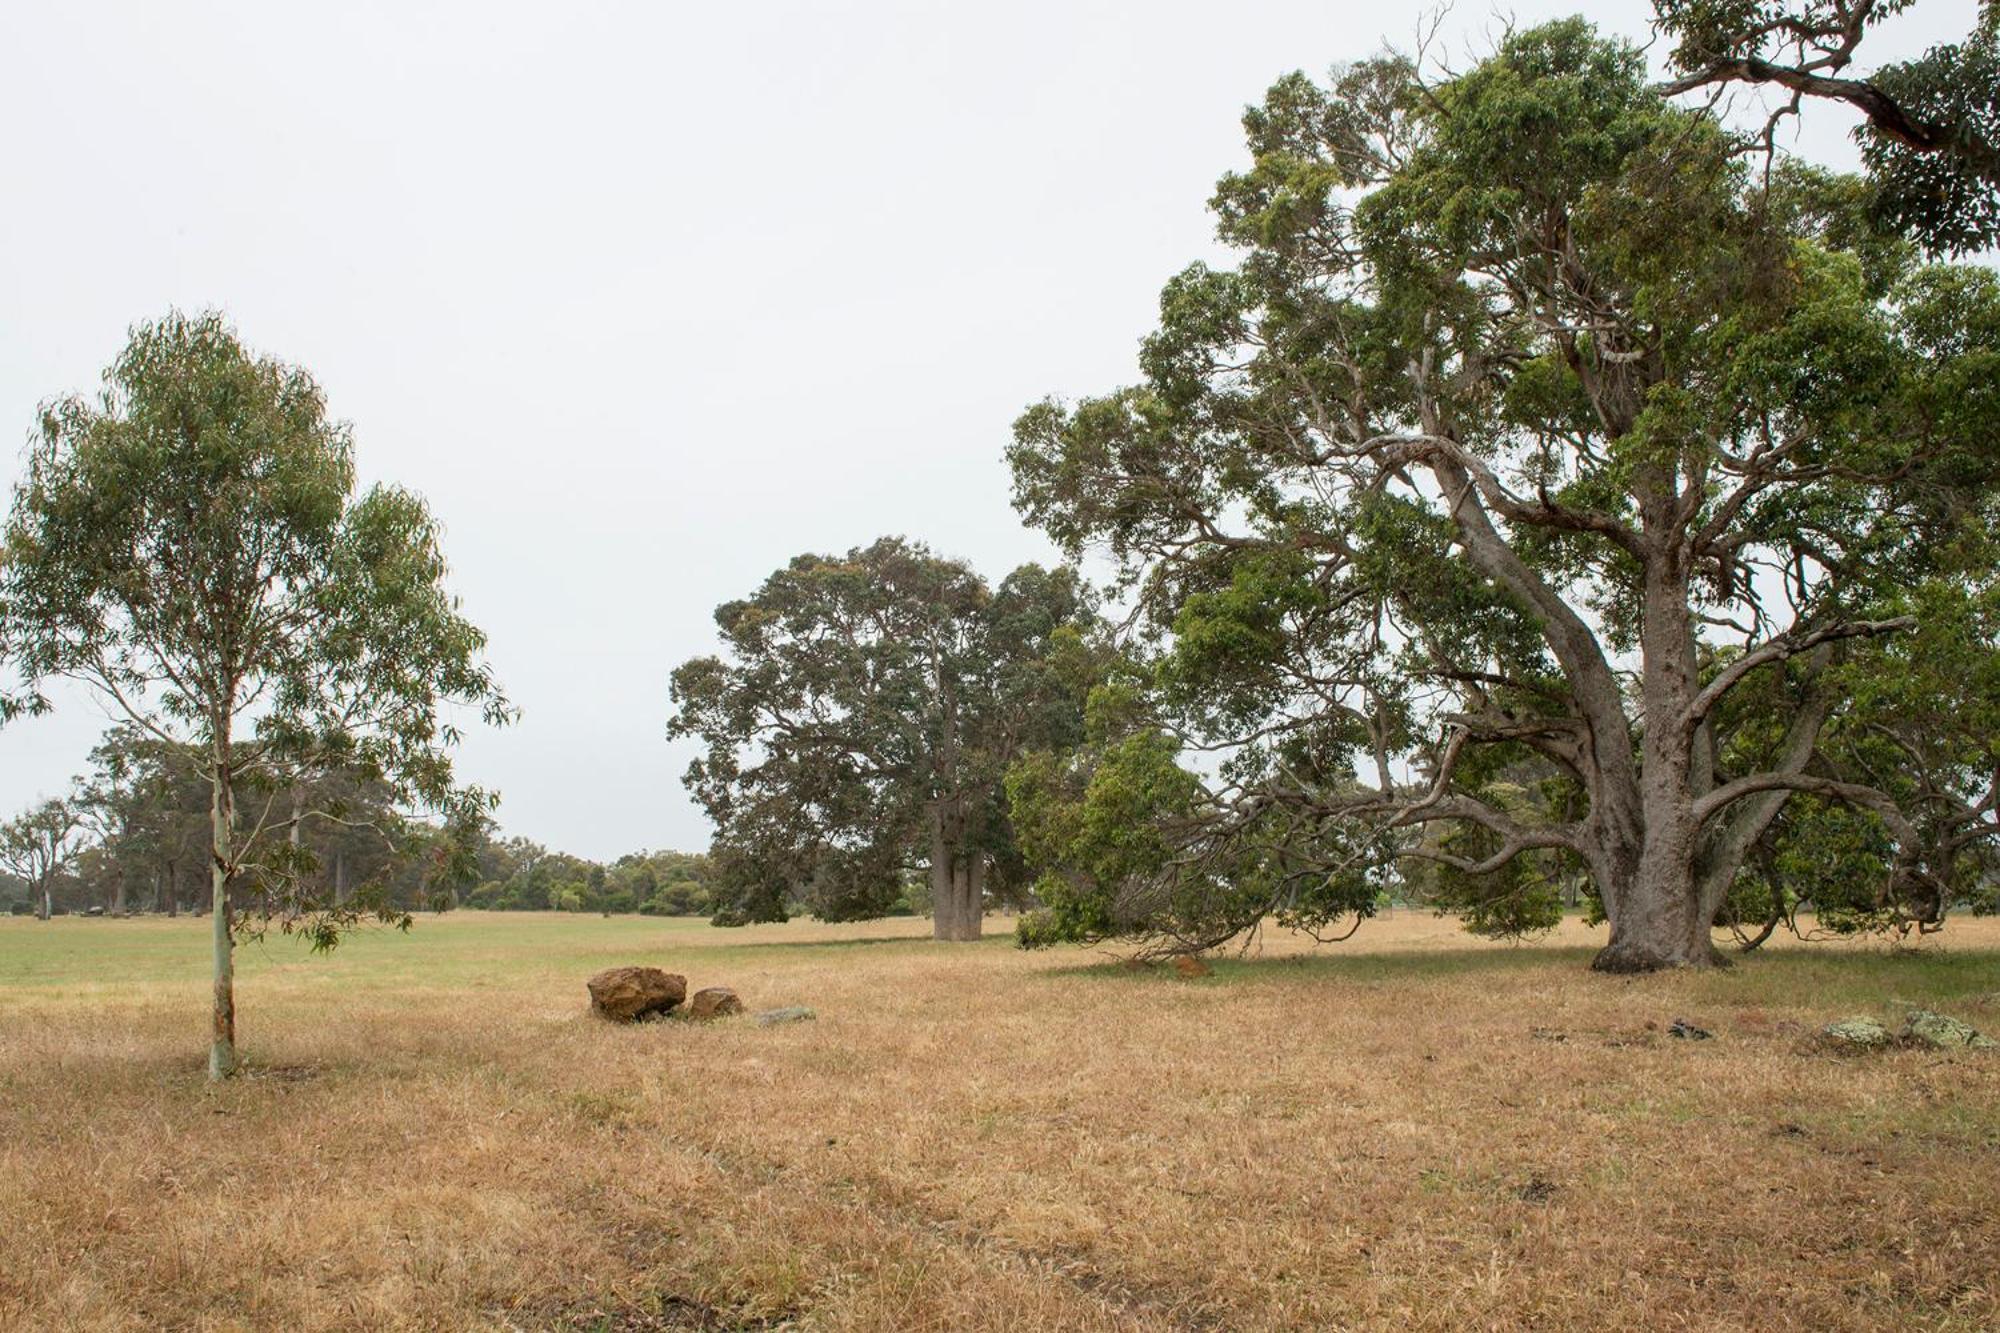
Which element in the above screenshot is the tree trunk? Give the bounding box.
[952,857,986,941]
[38,883,50,921]
[112,876,127,917]
[1591,863,1728,971]
[931,859,985,941]
[209,742,237,1080]
[928,802,984,942]
[1593,802,1728,972]
[1590,543,1727,972]
[930,846,957,940]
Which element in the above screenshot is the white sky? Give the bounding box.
[0,0,1975,858]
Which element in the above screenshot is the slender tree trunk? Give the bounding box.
[334,846,348,906]
[112,877,127,917]
[209,736,237,1080]
[38,882,50,921]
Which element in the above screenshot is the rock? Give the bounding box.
[754,1006,816,1027]
[1173,955,1212,978]
[586,967,687,1022]
[1899,1009,1998,1050]
[688,986,745,1021]
[1667,1018,1713,1040]
[1821,1015,1894,1050]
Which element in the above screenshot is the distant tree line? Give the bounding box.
[0,724,721,921]
[458,841,724,917]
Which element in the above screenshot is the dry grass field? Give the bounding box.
[2,910,1997,1331]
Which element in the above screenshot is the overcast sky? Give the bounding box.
[0,0,1975,858]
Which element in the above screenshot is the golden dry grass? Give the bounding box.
[2,910,1998,1331]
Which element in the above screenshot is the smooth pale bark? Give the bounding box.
[208,732,237,1080]
[930,851,957,940]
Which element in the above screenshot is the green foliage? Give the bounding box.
[1010,725,1198,947]
[0,798,86,920]
[444,838,717,917]
[1423,820,1571,941]
[1007,677,1384,955]
[643,878,711,916]
[669,538,1099,929]
[1655,0,2000,253]
[1718,553,2000,938]
[0,310,511,947]
[1007,18,2000,963]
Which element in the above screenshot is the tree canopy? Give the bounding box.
[1006,19,2000,969]
[0,798,85,922]
[670,538,1099,939]
[1654,0,2000,253]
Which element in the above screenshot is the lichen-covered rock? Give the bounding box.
[1899,1009,1997,1050]
[688,986,746,1021]
[754,1005,816,1027]
[1822,1016,1894,1049]
[587,967,687,1022]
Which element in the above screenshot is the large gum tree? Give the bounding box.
[1007,20,2000,971]
[670,538,1096,940]
[0,312,510,1075]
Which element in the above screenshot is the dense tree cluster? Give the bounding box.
[0,738,722,922]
